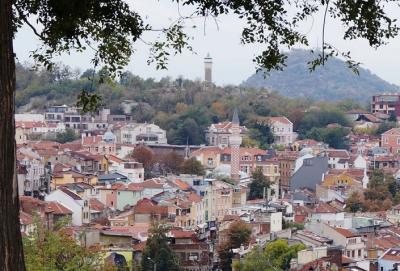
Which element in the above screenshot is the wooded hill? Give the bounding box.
[242,49,399,102]
[15,63,365,147]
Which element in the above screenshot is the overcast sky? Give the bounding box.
[13,1,400,86]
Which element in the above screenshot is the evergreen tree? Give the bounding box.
[181,158,205,176]
[141,224,181,271]
[248,168,271,200]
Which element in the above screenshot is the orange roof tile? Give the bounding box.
[46,201,73,215]
[174,179,191,190]
[332,227,359,238]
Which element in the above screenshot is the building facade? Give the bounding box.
[205,121,248,147]
[115,123,167,145]
[269,117,295,146]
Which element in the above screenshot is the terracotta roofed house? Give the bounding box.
[205,121,248,147]
[381,128,400,154]
[268,116,295,146]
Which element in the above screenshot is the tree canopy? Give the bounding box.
[233,239,306,271]
[141,224,181,271]
[248,168,271,200]
[23,221,117,271]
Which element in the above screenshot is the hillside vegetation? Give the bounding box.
[16,63,365,148]
[242,49,399,102]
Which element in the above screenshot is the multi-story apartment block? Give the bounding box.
[371,93,400,115]
[45,105,110,131]
[278,152,298,195]
[81,131,116,155]
[114,123,167,144]
[205,121,248,147]
[269,116,295,146]
[107,155,144,183]
[17,148,46,198]
[45,105,71,123]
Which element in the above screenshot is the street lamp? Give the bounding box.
[147,257,156,271]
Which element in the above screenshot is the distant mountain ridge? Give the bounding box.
[241,49,399,102]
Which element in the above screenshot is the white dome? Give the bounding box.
[103,131,116,142]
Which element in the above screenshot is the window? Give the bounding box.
[384,137,388,144]
[358,249,361,257]
[397,138,400,145]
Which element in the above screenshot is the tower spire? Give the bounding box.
[204,53,213,84]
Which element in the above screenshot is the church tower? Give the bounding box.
[204,53,212,84]
[229,109,242,183]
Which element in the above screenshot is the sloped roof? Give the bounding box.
[332,227,359,238]
[20,211,34,225]
[268,116,292,125]
[59,188,82,200]
[134,198,168,215]
[89,198,106,212]
[136,179,164,189]
[382,128,400,136]
[46,201,73,215]
[174,179,191,190]
[290,156,329,191]
[82,135,103,145]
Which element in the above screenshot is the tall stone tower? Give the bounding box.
[204,53,212,84]
[229,109,242,183]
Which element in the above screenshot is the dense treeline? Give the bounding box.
[16,63,367,148]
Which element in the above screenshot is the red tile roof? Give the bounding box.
[187,192,202,203]
[174,179,191,190]
[136,179,164,189]
[382,128,400,136]
[89,198,106,212]
[20,196,47,215]
[382,248,400,261]
[46,201,73,215]
[82,135,103,145]
[324,149,350,159]
[333,227,359,238]
[314,202,341,214]
[134,198,168,215]
[170,229,195,239]
[20,211,34,225]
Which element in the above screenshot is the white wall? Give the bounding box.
[46,190,83,226]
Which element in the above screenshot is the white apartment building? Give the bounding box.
[268,116,295,146]
[115,123,167,144]
[17,148,45,197]
[205,121,248,147]
[107,155,144,182]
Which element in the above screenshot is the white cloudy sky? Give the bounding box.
[13,1,400,86]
